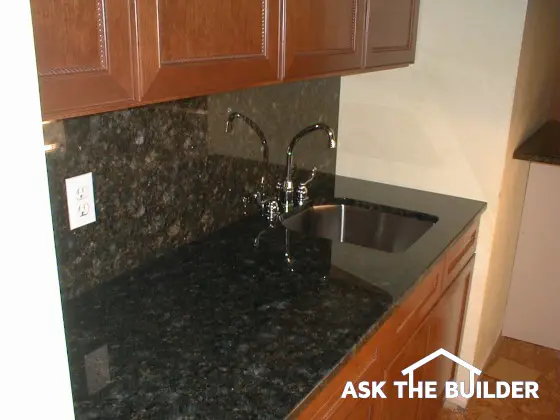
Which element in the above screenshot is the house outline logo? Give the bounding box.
[401,348,482,388]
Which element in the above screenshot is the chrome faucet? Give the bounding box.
[226,111,277,222]
[282,123,337,213]
[226,112,269,164]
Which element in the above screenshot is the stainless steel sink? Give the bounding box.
[281,203,437,253]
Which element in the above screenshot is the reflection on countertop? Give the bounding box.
[62,175,486,420]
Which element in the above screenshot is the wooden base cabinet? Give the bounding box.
[377,325,430,420]
[417,257,474,420]
[349,400,373,420]
[294,222,478,420]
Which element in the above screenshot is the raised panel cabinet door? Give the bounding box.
[295,343,384,419]
[283,0,367,80]
[365,0,420,68]
[136,0,281,102]
[346,400,371,419]
[347,351,383,420]
[30,0,136,120]
[374,322,430,420]
[429,257,473,394]
[417,257,473,420]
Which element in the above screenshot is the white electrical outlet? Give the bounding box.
[65,172,96,230]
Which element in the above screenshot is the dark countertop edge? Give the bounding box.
[287,208,485,419]
[513,120,560,165]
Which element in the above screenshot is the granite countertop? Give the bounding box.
[62,175,486,420]
[514,120,560,165]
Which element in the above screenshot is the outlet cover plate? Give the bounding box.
[65,172,96,230]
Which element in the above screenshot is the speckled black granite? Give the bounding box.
[513,120,560,165]
[43,78,340,298]
[207,78,340,173]
[62,176,486,420]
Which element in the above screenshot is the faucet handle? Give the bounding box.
[300,167,317,187]
[247,190,280,225]
[296,167,317,206]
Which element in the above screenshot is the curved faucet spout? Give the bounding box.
[226,112,269,163]
[286,123,337,186]
[288,123,337,156]
[283,123,337,213]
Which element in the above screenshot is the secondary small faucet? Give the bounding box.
[226,111,269,163]
[226,111,278,221]
[282,123,337,213]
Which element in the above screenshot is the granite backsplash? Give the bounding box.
[207,77,339,172]
[43,78,340,299]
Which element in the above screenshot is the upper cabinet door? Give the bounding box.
[30,0,136,120]
[136,0,281,103]
[283,0,367,80]
[365,0,420,68]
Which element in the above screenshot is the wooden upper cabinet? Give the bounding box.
[30,0,421,119]
[135,0,281,102]
[283,0,367,80]
[30,0,136,120]
[365,0,420,68]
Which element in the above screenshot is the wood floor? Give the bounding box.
[438,337,560,419]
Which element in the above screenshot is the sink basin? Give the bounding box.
[281,203,437,253]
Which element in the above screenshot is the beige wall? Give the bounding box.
[337,0,528,398]
[474,0,560,367]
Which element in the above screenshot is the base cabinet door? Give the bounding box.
[429,258,473,390]
[418,257,474,419]
[365,0,420,68]
[30,0,136,119]
[283,0,367,80]
[375,324,430,420]
[135,0,280,103]
[295,222,479,420]
[347,400,372,419]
